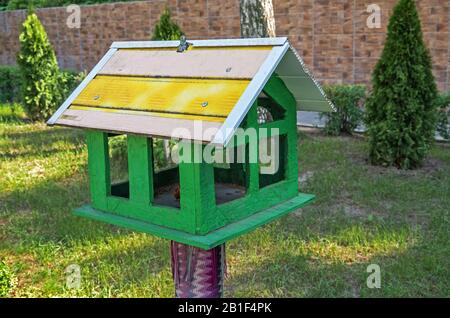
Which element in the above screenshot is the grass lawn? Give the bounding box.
[0,104,449,297]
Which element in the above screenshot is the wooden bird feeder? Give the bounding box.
[47,37,334,250]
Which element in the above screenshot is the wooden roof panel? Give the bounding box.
[99,48,272,79]
[55,108,222,142]
[69,105,226,122]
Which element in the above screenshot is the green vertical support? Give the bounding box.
[179,141,216,235]
[287,112,299,185]
[86,130,110,210]
[128,135,153,207]
[178,142,201,234]
[264,75,299,186]
[247,101,260,193]
[285,90,299,186]
[195,145,216,235]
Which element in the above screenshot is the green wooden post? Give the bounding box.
[127,135,153,207]
[178,141,197,234]
[179,142,216,235]
[86,131,110,211]
[247,101,260,193]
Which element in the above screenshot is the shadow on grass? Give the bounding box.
[1,127,106,245]
[1,127,85,160]
[1,122,177,295]
[224,250,350,297]
[74,237,171,289]
[224,244,444,297]
[1,171,175,295]
[223,204,449,297]
[2,172,97,242]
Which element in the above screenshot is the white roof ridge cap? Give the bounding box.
[111,37,288,49]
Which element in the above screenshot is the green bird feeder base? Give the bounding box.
[74,192,315,249]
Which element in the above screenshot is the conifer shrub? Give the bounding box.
[151,8,183,41]
[17,12,63,121]
[365,0,438,169]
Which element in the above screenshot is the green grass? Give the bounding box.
[0,103,27,123]
[0,105,449,297]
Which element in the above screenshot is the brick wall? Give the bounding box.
[275,0,449,91]
[0,0,448,91]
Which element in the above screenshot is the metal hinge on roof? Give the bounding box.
[177,35,192,53]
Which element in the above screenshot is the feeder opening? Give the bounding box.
[213,146,247,205]
[259,134,287,188]
[257,96,286,124]
[108,134,130,199]
[152,138,181,209]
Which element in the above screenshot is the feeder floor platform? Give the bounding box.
[153,182,246,208]
[74,192,315,249]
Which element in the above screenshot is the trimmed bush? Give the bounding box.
[109,134,128,166]
[0,103,26,123]
[17,12,63,121]
[365,0,438,169]
[6,0,138,10]
[0,65,84,110]
[0,65,22,103]
[7,0,64,10]
[59,69,86,102]
[436,93,450,140]
[321,85,365,136]
[0,0,8,11]
[151,8,183,41]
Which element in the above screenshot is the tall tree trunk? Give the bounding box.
[240,0,276,38]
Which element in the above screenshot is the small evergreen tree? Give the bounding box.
[151,8,183,41]
[365,0,438,169]
[17,12,62,121]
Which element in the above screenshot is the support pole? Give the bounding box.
[170,241,226,298]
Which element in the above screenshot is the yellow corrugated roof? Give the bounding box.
[71,75,250,122]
